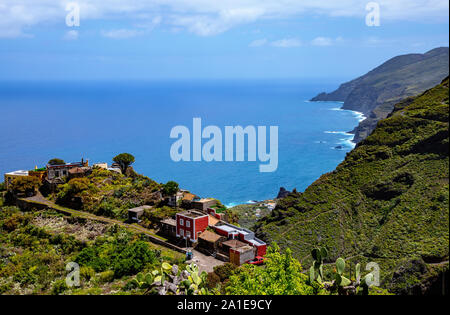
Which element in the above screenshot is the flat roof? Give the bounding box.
[5,170,29,176]
[195,198,216,203]
[222,239,247,248]
[233,245,254,253]
[208,215,220,226]
[246,238,266,246]
[178,210,207,218]
[199,230,223,242]
[47,162,84,169]
[128,205,152,213]
[161,218,176,226]
[215,224,240,234]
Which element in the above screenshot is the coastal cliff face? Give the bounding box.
[312,47,449,143]
[257,78,449,294]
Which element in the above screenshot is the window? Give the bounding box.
[55,171,60,177]
[180,218,184,226]
[62,170,67,176]
[186,231,191,238]
[180,229,184,236]
[186,220,190,228]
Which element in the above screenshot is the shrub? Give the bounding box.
[213,263,237,282]
[98,270,115,284]
[112,241,157,278]
[2,214,24,232]
[162,181,179,196]
[48,158,66,165]
[10,176,40,196]
[80,266,95,281]
[51,279,68,295]
[56,178,97,205]
[75,247,109,272]
[206,272,221,289]
[226,244,315,295]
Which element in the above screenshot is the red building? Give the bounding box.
[214,223,267,257]
[176,210,209,242]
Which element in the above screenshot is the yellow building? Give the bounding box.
[4,170,29,191]
[93,163,108,169]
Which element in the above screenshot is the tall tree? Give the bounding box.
[162,181,179,196]
[113,153,135,174]
[48,158,65,165]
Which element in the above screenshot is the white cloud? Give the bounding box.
[249,38,267,47]
[63,29,78,40]
[311,36,333,46]
[101,29,142,39]
[363,36,397,47]
[171,7,265,36]
[271,38,302,48]
[101,15,161,39]
[0,0,448,38]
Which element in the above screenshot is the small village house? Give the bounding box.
[180,192,200,208]
[206,207,226,220]
[229,245,256,266]
[219,239,247,257]
[167,190,184,207]
[68,167,92,179]
[214,222,267,257]
[176,210,209,242]
[160,218,177,239]
[28,166,48,182]
[4,170,29,190]
[93,163,108,169]
[128,205,151,223]
[47,159,89,180]
[192,198,217,211]
[197,230,226,255]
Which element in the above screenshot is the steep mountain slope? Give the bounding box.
[257,78,449,294]
[312,47,449,143]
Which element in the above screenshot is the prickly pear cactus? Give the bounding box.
[130,262,209,295]
[309,246,328,284]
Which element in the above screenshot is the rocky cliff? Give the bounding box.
[311,47,449,143]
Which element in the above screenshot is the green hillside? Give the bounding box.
[256,78,449,294]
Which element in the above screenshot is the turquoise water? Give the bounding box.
[0,80,363,206]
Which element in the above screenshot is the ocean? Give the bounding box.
[0,80,364,207]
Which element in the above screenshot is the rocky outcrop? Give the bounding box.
[312,47,449,143]
[276,187,291,199]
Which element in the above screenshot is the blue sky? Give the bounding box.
[0,0,448,80]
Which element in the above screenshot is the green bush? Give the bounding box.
[206,272,221,290]
[98,270,115,284]
[10,176,40,196]
[75,247,109,272]
[213,263,237,282]
[48,158,65,165]
[80,266,95,281]
[112,241,157,278]
[226,244,316,295]
[162,181,179,196]
[51,279,68,295]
